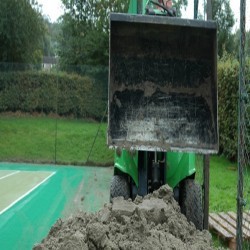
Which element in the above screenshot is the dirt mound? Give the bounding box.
[33,185,214,250]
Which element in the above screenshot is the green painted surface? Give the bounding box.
[0,170,16,178]
[128,0,168,15]
[128,0,149,14]
[0,171,53,213]
[0,162,112,250]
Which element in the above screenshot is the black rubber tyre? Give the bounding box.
[110,175,130,201]
[180,179,203,230]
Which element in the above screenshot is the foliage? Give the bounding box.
[43,21,62,57]
[174,0,188,17]
[218,55,250,160]
[0,0,45,64]
[218,56,238,160]
[212,0,235,57]
[0,70,107,120]
[58,0,188,68]
[232,30,250,59]
[58,0,129,68]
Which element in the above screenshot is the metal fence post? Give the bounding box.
[237,0,246,249]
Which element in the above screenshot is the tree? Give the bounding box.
[212,0,235,57]
[232,30,250,59]
[58,0,129,68]
[58,0,189,68]
[0,0,45,64]
[43,20,62,57]
[174,0,188,17]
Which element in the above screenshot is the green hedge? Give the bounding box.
[218,57,250,160]
[0,71,107,120]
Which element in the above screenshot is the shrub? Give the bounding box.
[218,56,250,160]
[0,70,107,120]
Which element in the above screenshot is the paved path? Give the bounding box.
[0,162,112,250]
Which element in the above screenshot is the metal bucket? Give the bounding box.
[108,13,218,154]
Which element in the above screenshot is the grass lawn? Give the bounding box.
[0,114,114,165]
[209,155,237,212]
[208,156,249,213]
[194,155,238,212]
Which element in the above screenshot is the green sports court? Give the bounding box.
[0,162,112,250]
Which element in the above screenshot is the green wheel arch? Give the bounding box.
[166,152,196,188]
[114,149,196,189]
[114,149,138,186]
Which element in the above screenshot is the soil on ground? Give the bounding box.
[33,185,215,250]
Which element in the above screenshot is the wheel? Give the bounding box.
[110,175,130,201]
[180,179,203,230]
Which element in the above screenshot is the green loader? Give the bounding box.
[108,0,218,230]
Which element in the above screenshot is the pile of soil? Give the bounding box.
[34,185,214,250]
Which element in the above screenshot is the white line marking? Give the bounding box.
[0,171,56,215]
[0,171,20,180]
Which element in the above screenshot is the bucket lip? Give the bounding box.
[110,13,217,30]
[108,142,219,155]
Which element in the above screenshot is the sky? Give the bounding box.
[37,0,249,31]
[37,0,64,22]
[181,1,250,31]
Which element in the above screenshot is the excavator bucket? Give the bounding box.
[108,13,218,154]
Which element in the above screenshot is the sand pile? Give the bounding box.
[33,185,214,250]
